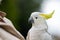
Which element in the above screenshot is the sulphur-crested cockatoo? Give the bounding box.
[26,11,54,40]
[0,11,25,40]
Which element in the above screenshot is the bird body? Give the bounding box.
[26,25,53,40]
[26,12,54,40]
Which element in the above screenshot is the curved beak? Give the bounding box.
[28,17,34,23]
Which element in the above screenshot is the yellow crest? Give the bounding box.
[40,10,55,19]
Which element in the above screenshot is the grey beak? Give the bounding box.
[28,17,34,23]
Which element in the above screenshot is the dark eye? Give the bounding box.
[35,17,38,19]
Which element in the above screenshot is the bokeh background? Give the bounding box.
[0,0,60,39]
[0,0,43,38]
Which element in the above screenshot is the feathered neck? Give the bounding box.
[32,19,48,30]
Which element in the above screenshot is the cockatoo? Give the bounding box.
[0,11,25,40]
[26,11,54,40]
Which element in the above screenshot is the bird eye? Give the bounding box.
[35,17,38,19]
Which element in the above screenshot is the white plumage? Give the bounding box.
[26,12,53,40]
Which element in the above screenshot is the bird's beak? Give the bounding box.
[39,10,55,19]
[28,17,34,23]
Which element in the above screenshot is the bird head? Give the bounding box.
[28,11,54,26]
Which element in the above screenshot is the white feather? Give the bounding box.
[26,12,53,40]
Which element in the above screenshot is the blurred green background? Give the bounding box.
[0,0,43,38]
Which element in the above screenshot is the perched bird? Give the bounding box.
[26,11,54,40]
[0,11,25,40]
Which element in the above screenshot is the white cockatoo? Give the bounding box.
[0,11,25,40]
[26,11,54,40]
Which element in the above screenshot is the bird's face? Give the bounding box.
[28,11,54,25]
[28,12,45,24]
